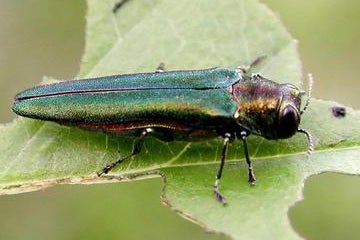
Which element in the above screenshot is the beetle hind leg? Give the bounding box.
[214,133,232,204]
[97,128,152,176]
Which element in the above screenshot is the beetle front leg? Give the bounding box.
[240,131,256,184]
[214,133,232,204]
[97,128,153,176]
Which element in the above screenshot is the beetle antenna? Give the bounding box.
[300,73,313,115]
[297,128,313,157]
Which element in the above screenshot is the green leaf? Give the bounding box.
[1,0,359,239]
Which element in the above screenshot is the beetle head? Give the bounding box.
[232,73,313,157]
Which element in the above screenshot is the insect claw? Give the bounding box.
[214,183,227,205]
[213,179,227,204]
[214,190,227,205]
[248,167,257,185]
[97,164,113,176]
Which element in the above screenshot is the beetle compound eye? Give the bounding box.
[277,105,299,139]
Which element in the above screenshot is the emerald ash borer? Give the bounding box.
[12,60,313,204]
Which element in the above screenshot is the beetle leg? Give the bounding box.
[240,131,256,184]
[113,0,130,13]
[97,128,152,176]
[155,62,165,73]
[214,133,232,204]
[237,55,266,74]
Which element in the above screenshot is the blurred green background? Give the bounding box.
[0,0,359,239]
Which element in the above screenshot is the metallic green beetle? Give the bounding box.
[12,62,313,203]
